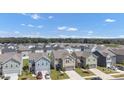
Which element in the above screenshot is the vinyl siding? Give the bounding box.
[2,60,21,75]
[35,58,50,74]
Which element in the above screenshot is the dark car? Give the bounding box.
[91,77,102,80]
[4,76,10,80]
[36,72,43,80]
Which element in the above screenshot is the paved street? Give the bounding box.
[65,70,85,80]
[89,68,115,80]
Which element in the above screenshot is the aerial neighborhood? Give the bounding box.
[0,43,124,80]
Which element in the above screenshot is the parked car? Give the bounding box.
[36,72,43,80]
[4,76,10,80]
[91,77,102,80]
[45,73,50,79]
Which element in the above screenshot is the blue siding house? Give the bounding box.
[0,53,22,76]
[29,53,51,75]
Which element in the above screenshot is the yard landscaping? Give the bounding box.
[112,74,124,78]
[50,69,69,80]
[84,78,92,80]
[75,68,95,77]
[105,44,119,48]
[97,66,118,74]
[23,59,29,67]
[115,61,124,66]
[18,71,36,80]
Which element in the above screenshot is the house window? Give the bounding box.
[5,65,8,68]
[16,65,18,67]
[11,64,13,68]
[66,60,69,63]
[38,64,40,66]
[42,62,44,66]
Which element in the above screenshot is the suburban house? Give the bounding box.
[72,51,97,68]
[0,53,22,77]
[31,47,44,53]
[17,44,33,59]
[110,48,124,64]
[51,50,76,71]
[29,53,51,75]
[1,47,17,54]
[93,48,116,68]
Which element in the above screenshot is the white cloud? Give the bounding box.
[14,31,20,34]
[88,30,93,35]
[58,26,78,32]
[67,27,78,31]
[21,13,41,20]
[27,24,34,27]
[21,24,43,29]
[37,25,43,28]
[31,14,41,20]
[105,18,116,23]
[21,24,25,26]
[48,16,54,19]
[58,26,67,30]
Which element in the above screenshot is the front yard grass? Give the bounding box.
[115,62,124,66]
[97,66,118,74]
[23,59,29,67]
[104,44,119,48]
[112,74,124,78]
[18,71,36,80]
[50,69,69,80]
[84,77,93,80]
[75,68,95,77]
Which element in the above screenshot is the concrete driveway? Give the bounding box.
[89,68,115,80]
[65,70,85,80]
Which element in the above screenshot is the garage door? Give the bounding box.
[4,73,18,80]
[65,66,74,71]
[89,64,97,68]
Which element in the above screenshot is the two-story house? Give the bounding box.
[29,53,51,75]
[93,48,116,68]
[51,50,76,71]
[0,53,22,77]
[72,51,97,68]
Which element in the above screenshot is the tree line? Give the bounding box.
[0,37,124,44]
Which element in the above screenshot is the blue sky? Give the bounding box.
[0,13,124,38]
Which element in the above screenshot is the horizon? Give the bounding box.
[0,13,124,38]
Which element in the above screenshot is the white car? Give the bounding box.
[45,73,50,79]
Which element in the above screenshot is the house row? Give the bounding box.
[0,44,124,78]
[0,52,51,77]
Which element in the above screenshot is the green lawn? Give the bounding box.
[18,71,36,80]
[23,59,29,67]
[50,69,69,80]
[104,44,119,48]
[75,68,95,77]
[84,77,93,80]
[112,74,124,78]
[97,66,118,74]
[115,61,124,66]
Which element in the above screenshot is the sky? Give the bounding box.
[0,13,124,38]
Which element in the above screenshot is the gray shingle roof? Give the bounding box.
[0,53,22,64]
[110,48,124,55]
[52,50,70,59]
[29,53,49,62]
